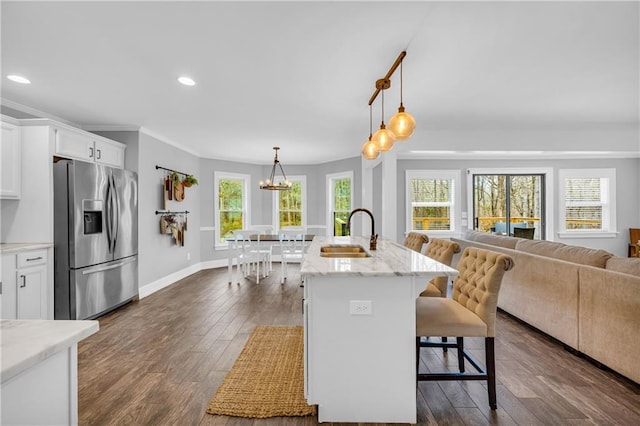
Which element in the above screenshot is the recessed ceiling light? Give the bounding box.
[178,76,196,86]
[7,74,31,84]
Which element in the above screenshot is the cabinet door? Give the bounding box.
[17,265,46,319]
[1,254,17,319]
[94,139,124,168]
[1,122,21,199]
[54,128,94,162]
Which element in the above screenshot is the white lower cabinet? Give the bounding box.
[1,248,51,320]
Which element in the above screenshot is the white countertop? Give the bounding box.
[0,320,99,383]
[301,236,459,278]
[0,243,53,254]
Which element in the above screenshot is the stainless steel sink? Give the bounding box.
[319,245,371,258]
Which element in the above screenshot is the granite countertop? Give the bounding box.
[0,320,99,383]
[0,242,53,254]
[301,236,459,278]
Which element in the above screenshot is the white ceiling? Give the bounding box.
[1,1,638,164]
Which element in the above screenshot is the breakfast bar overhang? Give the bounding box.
[301,236,459,423]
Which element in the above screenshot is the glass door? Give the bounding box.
[473,174,545,240]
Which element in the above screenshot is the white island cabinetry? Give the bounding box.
[301,236,458,424]
[0,319,99,425]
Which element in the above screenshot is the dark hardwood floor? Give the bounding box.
[78,265,640,425]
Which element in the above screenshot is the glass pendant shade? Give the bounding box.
[388,105,416,140]
[361,137,379,160]
[372,123,395,152]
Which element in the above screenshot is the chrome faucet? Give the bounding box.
[346,208,378,251]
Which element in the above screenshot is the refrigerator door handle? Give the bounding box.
[111,175,120,252]
[81,257,136,275]
[105,176,112,253]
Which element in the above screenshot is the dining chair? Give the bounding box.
[279,231,306,284]
[232,230,269,284]
[403,232,429,253]
[416,246,514,410]
[513,227,535,240]
[249,225,275,272]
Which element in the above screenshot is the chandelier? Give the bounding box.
[361,51,416,160]
[259,147,292,190]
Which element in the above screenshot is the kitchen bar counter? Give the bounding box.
[0,242,53,253]
[1,319,99,425]
[302,236,458,423]
[301,235,458,277]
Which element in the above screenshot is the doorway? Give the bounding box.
[472,174,545,240]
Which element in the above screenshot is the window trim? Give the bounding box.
[272,175,307,233]
[326,171,354,236]
[405,169,461,237]
[557,168,617,238]
[214,171,250,249]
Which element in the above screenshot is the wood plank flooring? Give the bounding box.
[78,265,640,425]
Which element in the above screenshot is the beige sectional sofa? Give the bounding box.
[451,230,640,385]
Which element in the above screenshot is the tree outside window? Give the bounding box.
[215,173,249,247]
[278,181,303,229]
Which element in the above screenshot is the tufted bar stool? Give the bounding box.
[403,232,429,253]
[419,238,461,351]
[420,238,460,298]
[416,246,514,410]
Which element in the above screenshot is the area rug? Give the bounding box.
[206,325,316,418]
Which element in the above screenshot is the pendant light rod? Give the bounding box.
[367,50,407,106]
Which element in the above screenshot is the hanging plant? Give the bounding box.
[170,171,181,184]
[182,175,199,187]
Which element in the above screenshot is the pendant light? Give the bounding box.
[361,104,379,160]
[371,80,395,152]
[259,147,292,190]
[388,59,416,140]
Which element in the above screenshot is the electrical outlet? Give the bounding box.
[187,252,191,261]
[350,300,372,315]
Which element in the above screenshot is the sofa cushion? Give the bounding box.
[463,230,519,249]
[605,257,640,277]
[515,239,612,268]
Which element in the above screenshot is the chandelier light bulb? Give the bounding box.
[362,138,379,160]
[388,105,416,141]
[372,123,395,152]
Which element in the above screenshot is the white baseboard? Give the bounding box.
[138,263,203,299]
[138,257,299,299]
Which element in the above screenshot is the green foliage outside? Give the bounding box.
[333,178,351,236]
[410,178,452,231]
[219,179,244,242]
[279,181,303,228]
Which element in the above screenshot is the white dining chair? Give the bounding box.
[279,231,306,284]
[249,225,275,272]
[232,230,269,284]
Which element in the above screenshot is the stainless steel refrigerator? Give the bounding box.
[54,159,138,320]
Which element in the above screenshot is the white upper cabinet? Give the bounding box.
[1,121,22,199]
[54,126,125,168]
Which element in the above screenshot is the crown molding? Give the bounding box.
[398,150,640,160]
[138,126,202,158]
[82,124,140,132]
[1,98,77,126]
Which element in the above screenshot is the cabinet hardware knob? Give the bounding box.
[19,275,26,288]
[26,256,43,262]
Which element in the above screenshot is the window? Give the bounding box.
[406,170,461,236]
[274,176,306,232]
[327,172,353,236]
[558,168,616,237]
[214,172,250,247]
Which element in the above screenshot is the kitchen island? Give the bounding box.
[301,236,458,424]
[1,319,99,425]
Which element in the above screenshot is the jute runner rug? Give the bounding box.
[206,325,316,418]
